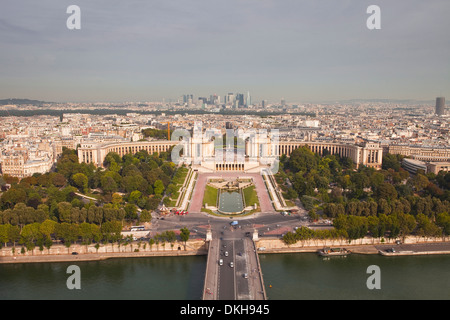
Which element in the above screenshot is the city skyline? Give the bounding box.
[1,0,449,103]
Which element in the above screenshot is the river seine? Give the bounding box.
[1,253,449,300]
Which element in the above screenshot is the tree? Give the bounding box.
[128,190,142,204]
[436,213,450,240]
[111,193,123,208]
[333,215,368,243]
[139,210,152,223]
[374,182,398,201]
[397,213,416,241]
[72,173,88,193]
[20,223,42,252]
[287,146,318,173]
[104,152,122,169]
[51,173,67,188]
[282,231,298,246]
[412,173,430,192]
[79,222,99,245]
[0,224,11,247]
[55,148,80,179]
[382,153,402,171]
[88,206,103,225]
[57,202,73,223]
[368,216,382,239]
[153,180,164,196]
[180,227,190,250]
[1,188,27,209]
[415,214,441,239]
[163,230,176,249]
[39,219,57,241]
[101,175,118,194]
[101,221,122,243]
[124,203,138,220]
[55,223,80,251]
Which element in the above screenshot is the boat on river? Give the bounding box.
[318,247,350,256]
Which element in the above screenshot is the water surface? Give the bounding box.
[259,253,450,300]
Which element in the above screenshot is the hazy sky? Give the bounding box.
[0,0,449,103]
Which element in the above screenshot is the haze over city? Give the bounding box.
[1,0,449,103]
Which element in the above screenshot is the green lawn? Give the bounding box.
[203,185,218,206]
[243,185,259,207]
[172,167,189,185]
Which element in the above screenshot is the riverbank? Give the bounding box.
[255,238,450,256]
[1,237,450,264]
[0,239,207,264]
[0,249,207,264]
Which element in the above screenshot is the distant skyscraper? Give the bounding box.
[435,97,445,116]
[236,93,244,107]
[246,91,251,107]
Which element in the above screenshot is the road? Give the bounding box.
[151,209,309,241]
[204,229,266,300]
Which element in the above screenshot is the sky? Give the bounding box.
[0,0,449,103]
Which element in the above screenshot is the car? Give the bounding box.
[219,259,223,266]
[71,252,78,255]
[243,273,248,279]
[224,251,229,257]
[230,262,234,268]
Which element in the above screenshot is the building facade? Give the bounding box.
[435,97,446,116]
[77,132,384,171]
[0,153,53,179]
[388,145,450,162]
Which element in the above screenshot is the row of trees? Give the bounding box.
[283,212,450,245]
[333,212,450,242]
[323,196,450,219]
[0,221,191,253]
[0,200,153,227]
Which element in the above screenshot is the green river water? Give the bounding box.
[1,253,449,300]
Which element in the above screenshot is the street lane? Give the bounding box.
[217,239,235,300]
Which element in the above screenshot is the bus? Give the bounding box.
[130,226,145,231]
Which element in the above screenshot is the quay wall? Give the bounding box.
[2,236,450,264]
[254,236,450,254]
[0,239,207,263]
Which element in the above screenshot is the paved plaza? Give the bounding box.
[188,172,275,214]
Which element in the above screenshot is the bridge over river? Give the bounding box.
[202,230,267,300]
